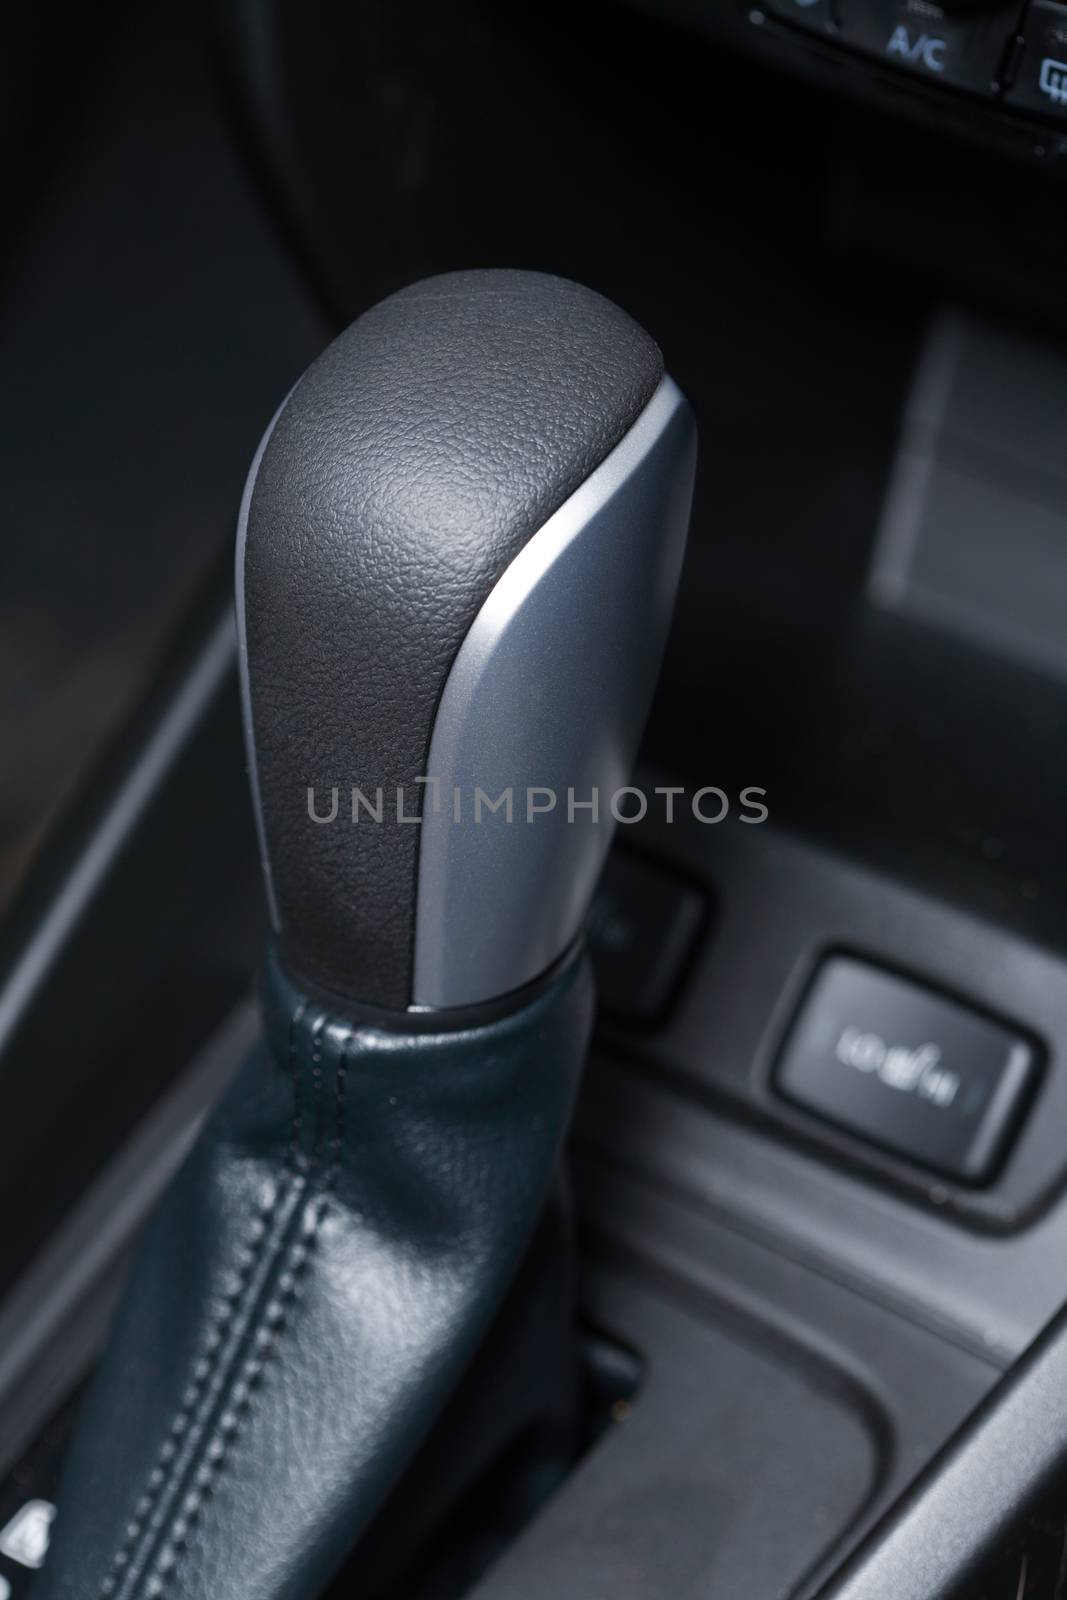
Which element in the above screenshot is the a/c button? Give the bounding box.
[839,0,1014,94]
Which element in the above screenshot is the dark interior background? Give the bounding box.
[3,0,1066,957]
[8,0,1067,934]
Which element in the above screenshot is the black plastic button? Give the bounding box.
[1005,1,1067,118]
[761,0,835,35]
[588,854,706,1024]
[775,956,1040,1182]
[839,0,1015,92]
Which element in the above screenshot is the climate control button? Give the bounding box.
[839,0,1017,92]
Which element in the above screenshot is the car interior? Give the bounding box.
[2,0,1067,1596]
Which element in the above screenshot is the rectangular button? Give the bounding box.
[775,956,1040,1182]
[839,0,1015,93]
[588,854,706,1024]
[1005,0,1067,119]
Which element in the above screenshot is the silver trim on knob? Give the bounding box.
[412,375,697,1009]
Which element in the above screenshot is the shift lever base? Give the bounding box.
[37,948,592,1600]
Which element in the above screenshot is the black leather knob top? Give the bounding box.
[239,269,664,1011]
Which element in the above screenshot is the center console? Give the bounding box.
[2,1,1067,1595]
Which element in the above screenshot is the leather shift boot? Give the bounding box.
[34,949,592,1600]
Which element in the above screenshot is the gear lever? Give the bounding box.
[35,271,696,1600]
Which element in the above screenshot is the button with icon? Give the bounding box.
[774,956,1041,1183]
[1005,0,1067,116]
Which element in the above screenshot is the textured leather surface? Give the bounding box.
[242,269,663,1007]
[36,948,592,1600]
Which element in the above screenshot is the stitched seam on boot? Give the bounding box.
[97,1005,313,1600]
[133,1020,352,1598]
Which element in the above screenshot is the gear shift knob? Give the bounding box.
[237,269,696,1011]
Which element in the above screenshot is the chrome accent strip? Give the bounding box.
[412,375,696,1008]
